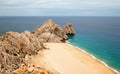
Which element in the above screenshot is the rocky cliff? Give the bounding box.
[63,23,75,35]
[0,19,75,74]
[33,19,68,42]
[0,31,43,74]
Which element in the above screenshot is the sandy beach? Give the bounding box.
[43,43,117,74]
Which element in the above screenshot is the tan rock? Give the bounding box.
[28,67,34,73]
[63,23,75,35]
[20,30,42,55]
[33,19,68,42]
[0,19,75,74]
[0,31,43,74]
[13,64,53,74]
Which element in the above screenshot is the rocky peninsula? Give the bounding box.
[0,19,118,74]
[0,19,74,74]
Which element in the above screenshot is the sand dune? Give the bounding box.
[43,43,117,74]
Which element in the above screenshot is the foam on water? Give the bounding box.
[66,41,120,74]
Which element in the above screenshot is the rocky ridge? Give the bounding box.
[0,19,75,74]
[0,31,43,74]
[33,19,68,42]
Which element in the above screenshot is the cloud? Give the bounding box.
[0,0,120,16]
[0,0,69,8]
[0,0,120,9]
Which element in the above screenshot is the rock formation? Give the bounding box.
[63,23,75,35]
[33,19,68,42]
[0,19,75,74]
[0,31,43,74]
[13,64,54,74]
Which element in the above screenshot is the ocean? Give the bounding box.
[0,16,120,72]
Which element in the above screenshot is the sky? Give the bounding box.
[0,0,120,16]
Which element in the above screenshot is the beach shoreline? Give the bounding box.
[66,42,119,74]
[43,43,119,74]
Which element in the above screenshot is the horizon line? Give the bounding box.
[0,15,120,17]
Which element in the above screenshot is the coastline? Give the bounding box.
[1,18,119,74]
[66,42,119,74]
[44,43,118,74]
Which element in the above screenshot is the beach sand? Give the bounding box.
[43,43,117,74]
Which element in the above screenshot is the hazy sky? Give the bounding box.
[0,0,120,16]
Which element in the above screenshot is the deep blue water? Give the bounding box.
[0,16,120,72]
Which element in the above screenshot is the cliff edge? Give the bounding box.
[0,19,75,74]
[33,19,68,42]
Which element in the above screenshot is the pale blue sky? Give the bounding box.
[0,0,120,16]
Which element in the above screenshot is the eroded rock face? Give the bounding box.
[20,30,43,55]
[0,19,75,74]
[33,19,68,42]
[0,32,23,74]
[0,31,43,74]
[63,23,75,35]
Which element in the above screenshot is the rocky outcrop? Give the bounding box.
[0,19,75,74]
[20,30,43,55]
[13,64,54,74]
[63,23,75,35]
[33,19,68,42]
[0,32,23,74]
[0,31,43,74]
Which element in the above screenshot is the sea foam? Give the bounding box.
[66,41,120,74]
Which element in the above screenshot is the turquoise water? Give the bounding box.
[0,16,120,72]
